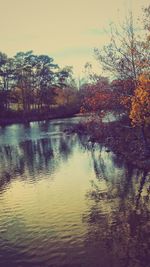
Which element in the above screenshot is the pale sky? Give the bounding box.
[0,0,149,76]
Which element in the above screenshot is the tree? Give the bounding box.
[13,51,36,112]
[130,75,150,127]
[35,55,57,109]
[129,74,150,153]
[13,52,61,112]
[93,7,150,121]
[54,66,79,110]
[0,52,8,92]
[94,13,149,89]
[0,53,15,110]
[80,77,112,118]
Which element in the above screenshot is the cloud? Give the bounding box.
[52,47,92,58]
[85,28,110,36]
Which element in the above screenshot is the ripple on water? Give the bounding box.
[0,118,149,267]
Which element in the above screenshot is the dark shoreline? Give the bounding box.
[73,117,150,170]
[0,108,80,127]
[0,114,75,127]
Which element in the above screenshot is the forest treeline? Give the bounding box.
[0,51,82,122]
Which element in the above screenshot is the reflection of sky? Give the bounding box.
[0,117,82,145]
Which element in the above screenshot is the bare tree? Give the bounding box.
[94,13,149,88]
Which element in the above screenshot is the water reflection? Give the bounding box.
[0,134,77,192]
[81,142,150,267]
[0,118,149,267]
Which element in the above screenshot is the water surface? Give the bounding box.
[0,117,149,267]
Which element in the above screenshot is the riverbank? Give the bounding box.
[0,106,79,126]
[73,116,150,170]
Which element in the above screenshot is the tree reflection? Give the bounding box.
[83,147,150,267]
[0,134,75,191]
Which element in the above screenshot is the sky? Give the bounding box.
[0,0,149,77]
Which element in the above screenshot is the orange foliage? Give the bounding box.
[129,74,150,126]
[80,84,113,116]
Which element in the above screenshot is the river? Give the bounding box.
[0,117,149,267]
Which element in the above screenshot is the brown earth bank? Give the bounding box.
[71,116,150,170]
